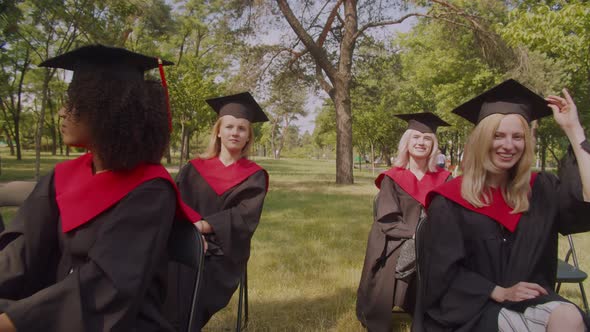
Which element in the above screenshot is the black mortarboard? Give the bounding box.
[395,112,450,134]
[206,92,269,123]
[452,79,552,124]
[38,44,173,82]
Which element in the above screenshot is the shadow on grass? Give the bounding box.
[204,287,412,332]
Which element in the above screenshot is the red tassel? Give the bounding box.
[158,58,172,132]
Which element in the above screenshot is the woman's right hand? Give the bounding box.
[0,314,15,332]
[490,282,548,302]
[193,221,209,252]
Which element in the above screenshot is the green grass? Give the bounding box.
[203,159,386,332]
[0,152,588,331]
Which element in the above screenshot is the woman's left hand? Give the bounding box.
[546,89,584,139]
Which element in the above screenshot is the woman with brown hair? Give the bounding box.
[167,92,269,331]
[415,79,590,331]
[0,45,200,332]
[357,113,451,332]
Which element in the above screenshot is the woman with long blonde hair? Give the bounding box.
[357,112,451,331]
[415,79,590,332]
[166,92,269,331]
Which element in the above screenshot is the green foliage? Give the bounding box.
[500,2,590,120]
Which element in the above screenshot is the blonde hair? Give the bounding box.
[200,117,254,159]
[393,129,439,172]
[461,113,534,213]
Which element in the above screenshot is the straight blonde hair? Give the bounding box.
[461,114,534,213]
[393,129,439,172]
[199,117,255,159]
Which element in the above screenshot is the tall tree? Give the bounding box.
[274,0,488,183]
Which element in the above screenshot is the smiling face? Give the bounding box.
[218,115,251,154]
[408,131,434,161]
[489,114,526,172]
[58,107,91,148]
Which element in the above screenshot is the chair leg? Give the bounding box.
[236,269,247,332]
[578,282,589,315]
[244,270,249,329]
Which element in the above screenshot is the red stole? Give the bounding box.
[375,167,451,207]
[55,153,201,233]
[190,157,268,195]
[425,173,538,232]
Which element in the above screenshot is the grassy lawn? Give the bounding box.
[0,151,588,331]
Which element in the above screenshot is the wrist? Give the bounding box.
[490,286,505,303]
[565,125,586,144]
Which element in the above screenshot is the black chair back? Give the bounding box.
[167,220,205,332]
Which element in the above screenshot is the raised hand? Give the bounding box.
[546,89,582,133]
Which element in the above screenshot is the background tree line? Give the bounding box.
[1,0,588,181]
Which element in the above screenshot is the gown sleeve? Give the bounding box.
[375,176,415,239]
[555,146,590,234]
[2,178,176,332]
[203,171,267,264]
[0,173,60,302]
[419,195,497,327]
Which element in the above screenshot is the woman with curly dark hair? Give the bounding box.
[0,45,200,332]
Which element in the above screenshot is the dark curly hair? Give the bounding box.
[65,69,170,171]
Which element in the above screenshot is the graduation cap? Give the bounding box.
[395,112,450,134]
[39,44,174,131]
[206,92,269,123]
[452,79,552,124]
[38,44,173,81]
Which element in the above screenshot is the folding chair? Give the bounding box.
[167,220,205,332]
[236,267,249,332]
[556,234,589,314]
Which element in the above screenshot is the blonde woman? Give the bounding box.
[415,79,590,332]
[166,92,269,331]
[357,113,451,331]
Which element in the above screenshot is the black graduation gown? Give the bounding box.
[0,171,176,332]
[167,163,267,331]
[415,150,590,332]
[357,176,422,332]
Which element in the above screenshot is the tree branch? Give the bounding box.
[354,12,425,41]
[277,0,338,82]
[316,64,334,97]
[317,0,344,48]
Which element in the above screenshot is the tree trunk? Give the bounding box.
[165,146,171,164]
[270,120,278,159]
[333,80,353,183]
[370,141,375,176]
[48,88,57,155]
[4,125,15,156]
[14,118,21,160]
[35,70,52,180]
[277,116,291,160]
[184,129,193,161]
[13,48,30,161]
[540,142,547,171]
[178,122,187,169]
